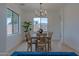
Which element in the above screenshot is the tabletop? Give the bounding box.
[31,32,52,39]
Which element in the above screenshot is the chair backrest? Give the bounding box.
[48,32,53,36]
[37,33,46,44]
[42,33,47,36]
[36,32,53,44]
[48,32,53,39]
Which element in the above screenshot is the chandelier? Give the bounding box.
[35,3,47,17]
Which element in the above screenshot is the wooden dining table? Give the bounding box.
[31,32,52,52]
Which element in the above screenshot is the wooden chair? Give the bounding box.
[48,32,53,51]
[26,32,32,52]
[41,32,53,52]
[36,34,47,52]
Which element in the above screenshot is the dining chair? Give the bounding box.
[37,32,53,52]
[36,34,47,52]
[48,32,53,51]
[26,32,32,52]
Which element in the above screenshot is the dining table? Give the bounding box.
[31,32,52,52]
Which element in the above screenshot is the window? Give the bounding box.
[33,17,48,32]
[6,8,19,35]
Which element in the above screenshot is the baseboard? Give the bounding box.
[0,52,9,56]
[8,40,24,55]
[63,43,79,52]
[0,40,24,56]
[11,40,24,51]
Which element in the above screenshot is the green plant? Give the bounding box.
[22,21,32,32]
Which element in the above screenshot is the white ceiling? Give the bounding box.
[19,3,65,12]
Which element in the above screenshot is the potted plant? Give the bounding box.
[22,21,32,41]
[22,21,32,32]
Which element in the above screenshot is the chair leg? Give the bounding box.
[27,48,28,52]
[50,45,51,51]
[37,47,40,52]
[36,46,38,52]
[31,46,32,52]
[35,44,37,52]
[45,45,46,52]
[27,46,29,52]
[49,41,51,51]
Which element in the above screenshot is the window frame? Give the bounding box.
[33,17,48,32]
[7,8,19,35]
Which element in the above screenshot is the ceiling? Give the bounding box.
[18,3,65,12]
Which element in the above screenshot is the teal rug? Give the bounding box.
[11,52,78,56]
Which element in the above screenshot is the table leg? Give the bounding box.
[31,45,32,52]
[48,39,49,52]
[35,43,38,52]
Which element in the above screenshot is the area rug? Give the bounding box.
[11,52,78,56]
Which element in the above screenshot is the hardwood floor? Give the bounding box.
[15,40,77,52]
[0,40,79,56]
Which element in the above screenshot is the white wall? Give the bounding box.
[48,11,61,40]
[21,10,61,40]
[0,3,23,53]
[21,11,35,40]
[63,4,79,51]
[0,4,6,52]
[6,4,22,51]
